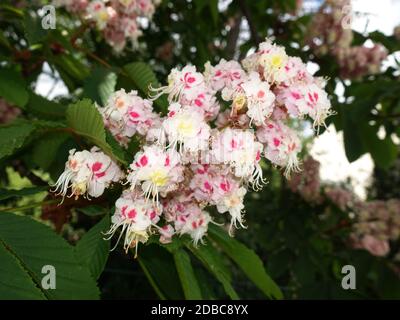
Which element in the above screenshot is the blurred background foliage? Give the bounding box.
[0,0,399,299]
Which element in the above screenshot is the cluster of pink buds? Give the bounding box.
[307,0,387,79]
[53,0,160,52]
[287,157,400,258]
[288,156,322,204]
[0,98,21,124]
[350,200,400,257]
[54,39,332,254]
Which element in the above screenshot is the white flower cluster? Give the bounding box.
[54,39,332,255]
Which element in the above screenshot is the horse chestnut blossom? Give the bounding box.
[99,89,159,146]
[104,189,161,257]
[53,39,333,255]
[54,0,160,52]
[126,145,184,202]
[257,120,301,178]
[52,147,124,200]
[163,106,211,153]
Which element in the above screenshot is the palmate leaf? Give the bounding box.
[173,249,203,300]
[208,224,283,299]
[66,99,127,165]
[123,62,168,112]
[75,215,111,280]
[138,244,184,300]
[0,122,35,161]
[186,242,239,299]
[0,243,45,300]
[25,93,67,120]
[83,68,117,106]
[0,212,100,299]
[0,68,29,108]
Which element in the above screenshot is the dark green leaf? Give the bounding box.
[75,215,110,280]
[0,212,100,299]
[173,249,202,299]
[208,224,283,299]
[138,244,184,300]
[187,242,239,299]
[0,123,35,161]
[0,68,29,107]
[83,68,117,106]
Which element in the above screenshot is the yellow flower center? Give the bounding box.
[98,11,108,22]
[233,95,246,111]
[73,181,87,197]
[270,54,284,69]
[149,169,169,187]
[177,119,195,136]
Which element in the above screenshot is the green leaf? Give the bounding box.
[66,99,127,165]
[123,62,168,111]
[0,68,29,107]
[83,68,117,106]
[23,11,48,45]
[32,133,69,170]
[0,123,35,161]
[0,212,100,299]
[26,93,67,120]
[187,242,239,299]
[138,244,184,300]
[0,243,46,299]
[173,249,202,300]
[341,106,365,162]
[208,224,283,299]
[0,186,48,201]
[75,215,110,280]
[360,125,398,170]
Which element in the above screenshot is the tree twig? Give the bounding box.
[237,0,261,46]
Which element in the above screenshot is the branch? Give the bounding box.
[237,0,261,46]
[225,13,243,59]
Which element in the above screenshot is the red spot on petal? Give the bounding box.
[257,90,265,98]
[92,162,103,172]
[204,181,212,191]
[140,155,148,166]
[192,221,197,229]
[127,209,137,219]
[150,211,156,220]
[165,156,170,167]
[215,70,222,76]
[95,171,106,178]
[220,181,230,192]
[231,139,237,149]
[121,205,128,217]
[273,138,281,147]
[291,92,301,100]
[129,111,140,118]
